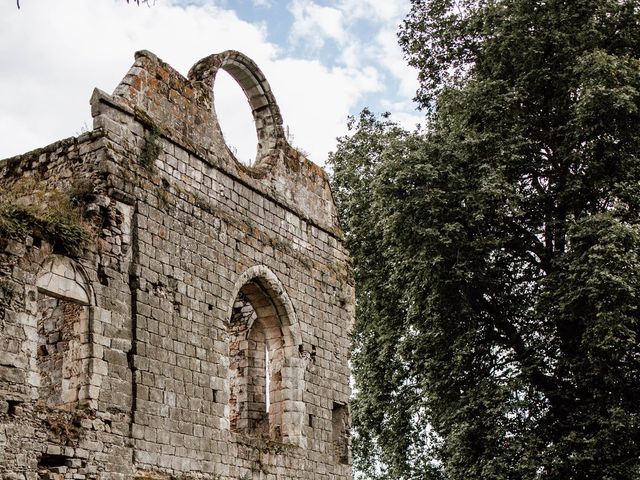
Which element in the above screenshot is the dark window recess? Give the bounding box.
[97,264,109,286]
[332,402,350,465]
[308,414,314,428]
[37,298,86,406]
[228,285,286,440]
[7,399,22,416]
[38,453,69,468]
[212,389,218,403]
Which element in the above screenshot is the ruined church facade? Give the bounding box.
[0,51,353,479]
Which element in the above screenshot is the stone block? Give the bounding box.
[0,366,25,384]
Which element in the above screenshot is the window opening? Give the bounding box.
[227,280,285,439]
[265,343,270,413]
[7,399,22,416]
[214,69,258,166]
[35,256,91,408]
[37,296,87,406]
[332,402,350,465]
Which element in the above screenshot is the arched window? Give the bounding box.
[35,256,91,408]
[226,266,306,446]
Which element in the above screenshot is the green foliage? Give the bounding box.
[0,194,92,256]
[69,178,95,206]
[331,1,640,479]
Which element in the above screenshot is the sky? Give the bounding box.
[0,0,421,167]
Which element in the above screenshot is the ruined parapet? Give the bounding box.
[95,50,340,235]
[0,51,354,479]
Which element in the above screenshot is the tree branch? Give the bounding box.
[477,295,561,396]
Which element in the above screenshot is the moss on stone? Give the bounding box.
[139,127,162,171]
[0,196,92,256]
[134,107,163,171]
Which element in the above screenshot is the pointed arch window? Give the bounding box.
[226,266,306,447]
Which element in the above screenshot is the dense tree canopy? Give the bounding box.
[329,1,640,479]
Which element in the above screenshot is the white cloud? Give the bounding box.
[263,58,382,161]
[334,0,417,99]
[0,0,380,166]
[286,0,418,111]
[380,99,423,131]
[375,27,419,99]
[214,70,260,166]
[289,0,346,49]
[338,0,407,23]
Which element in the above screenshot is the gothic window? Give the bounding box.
[226,267,306,446]
[228,282,285,439]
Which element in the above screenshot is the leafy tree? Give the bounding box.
[330,1,640,479]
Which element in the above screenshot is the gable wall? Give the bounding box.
[0,50,353,480]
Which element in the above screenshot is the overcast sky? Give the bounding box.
[0,0,420,166]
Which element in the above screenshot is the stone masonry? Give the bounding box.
[0,50,354,479]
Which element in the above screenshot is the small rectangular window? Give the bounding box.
[332,402,350,465]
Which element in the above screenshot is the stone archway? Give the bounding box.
[225,265,306,447]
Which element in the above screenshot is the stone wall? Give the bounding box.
[0,50,354,480]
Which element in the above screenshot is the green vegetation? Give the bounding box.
[68,178,95,206]
[0,179,93,256]
[330,1,640,479]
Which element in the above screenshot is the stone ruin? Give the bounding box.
[0,50,354,479]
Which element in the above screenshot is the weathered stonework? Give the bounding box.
[0,50,354,479]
